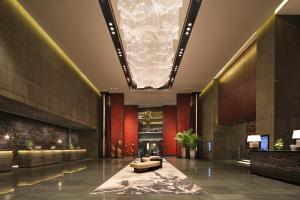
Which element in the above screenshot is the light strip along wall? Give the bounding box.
[7,0,100,95]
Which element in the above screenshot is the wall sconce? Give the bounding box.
[247,135,261,149]
[292,130,300,147]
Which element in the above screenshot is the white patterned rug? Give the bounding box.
[91,159,206,195]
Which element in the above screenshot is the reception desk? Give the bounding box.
[0,151,13,172]
[18,149,87,168]
[249,151,300,185]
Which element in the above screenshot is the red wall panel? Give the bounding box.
[177,94,191,157]
[124,105,138,156]
[163,105,177,155]
[218,43,256,124]
[110,93,124,156]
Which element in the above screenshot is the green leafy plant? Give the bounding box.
[175,129,200,149]
[25,139,34,149]
[68,143,74,149]
[275,138,284,150]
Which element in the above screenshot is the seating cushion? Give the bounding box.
[141,156,161,162]
[130,161,160,169]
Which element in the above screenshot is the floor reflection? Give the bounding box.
[0,161,87,194]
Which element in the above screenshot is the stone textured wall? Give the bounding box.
[0,111,80,150]
[256,16,276,149]
[0,0,98,129]
[199,81,221,160]
[274,15,300,148]
[256,15,300,149]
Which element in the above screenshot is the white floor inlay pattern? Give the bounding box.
[91,159,206,195]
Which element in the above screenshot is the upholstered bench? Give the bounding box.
[130,160,161,173]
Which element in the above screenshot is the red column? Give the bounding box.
[177,94,191,157]
[124,105,138,156]
[163,105,177,156]
[110,93,124,157]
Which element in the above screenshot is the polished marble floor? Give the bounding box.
[0,157,299,200]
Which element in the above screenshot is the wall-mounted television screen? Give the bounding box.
[261,135,269,151]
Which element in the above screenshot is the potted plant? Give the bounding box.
[175,131,189,158]
[275,138,284,150]
[25,139,34,150]
[189,132,200,159]
[176,129,200,159]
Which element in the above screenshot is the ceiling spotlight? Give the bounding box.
[112,31,116,35]
[187,27,191,31]
[185,32,189,35]
[117,48,121,51]
[108,22,113,26]
[110,27,114,31]
[188,23,192,27]
[179,54,182,57]
[180,48,184,51]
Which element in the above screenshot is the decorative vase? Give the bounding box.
[190,149,196,159]
[181,147,186,159]
[111,144,115,158]
[117,140,123,158]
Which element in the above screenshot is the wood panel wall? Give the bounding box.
[218,43,256,125]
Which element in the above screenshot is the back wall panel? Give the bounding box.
[163,105,177,155]
[124,105,138,156]
[110,93,124,156]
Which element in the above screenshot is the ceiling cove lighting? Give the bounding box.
[7,0,100,95]
[275,0,289,14]
[98,0,202,90]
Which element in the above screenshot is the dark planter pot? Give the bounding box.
[185,147,190,159]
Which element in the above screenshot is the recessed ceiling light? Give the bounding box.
[179,54,182,57]
[187,27,191,31]
[110,27,114,30]
[112,31,115,35]
[180,48,184,51]
[188,23,192,27]
[185,32,189,35]
[119,54,122,57]
[108,22,113,26]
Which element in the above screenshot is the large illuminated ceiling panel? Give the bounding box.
[118,0,182,88]
[98,0,202,90]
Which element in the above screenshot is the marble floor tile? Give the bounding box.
[0,157,299,200]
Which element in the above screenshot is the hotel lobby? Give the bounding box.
[0,0,300,199]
